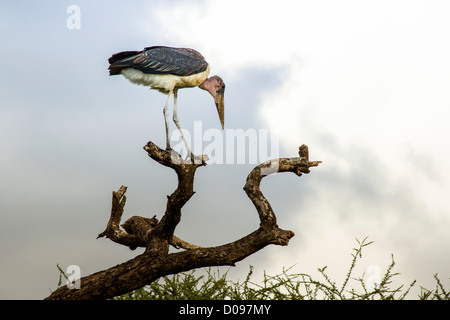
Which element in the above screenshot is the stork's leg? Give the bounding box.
[172,90,192,157]
[163,91,172,149]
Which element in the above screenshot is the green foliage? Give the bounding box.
[56,263,69,288]
[419,274,450,300]
[116,268,231,300]
[112,237,448,300]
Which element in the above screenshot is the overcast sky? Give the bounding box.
[1,0,449,299]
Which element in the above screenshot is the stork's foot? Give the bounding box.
[180,150,208,166]
[188,153,209,166]
[184,150,208,165]
[167,147,208,166]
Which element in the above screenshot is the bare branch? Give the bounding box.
[97,189,201,251]
[45,142,320,300]
[97,186,146,250]
[143,142,208,242]
[244,144,321,231]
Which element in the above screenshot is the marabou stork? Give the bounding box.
[108,46,225,154]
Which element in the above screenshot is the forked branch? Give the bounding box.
[45,142,320,300]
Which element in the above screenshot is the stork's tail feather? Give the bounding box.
[108,65,125,76]
[108,50,141,75]
[108,51,141,64]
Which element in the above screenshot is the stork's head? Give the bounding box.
[199,75,225,129]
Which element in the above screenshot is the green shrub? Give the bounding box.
[113,237,448,300]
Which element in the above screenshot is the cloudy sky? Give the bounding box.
[1,0,449,299]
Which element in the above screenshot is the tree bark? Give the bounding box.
[45,142,321,300]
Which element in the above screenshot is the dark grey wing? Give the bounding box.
[139,46,208,76]
[108,46,208,76]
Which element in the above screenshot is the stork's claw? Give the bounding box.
[184,152,209,166]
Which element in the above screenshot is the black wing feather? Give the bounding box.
[108,46,208,76]
[108,51,141,65]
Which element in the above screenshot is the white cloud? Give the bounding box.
[146,0,450,291]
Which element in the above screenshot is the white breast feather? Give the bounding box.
[121,65,210,94]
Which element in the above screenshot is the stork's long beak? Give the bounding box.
[215,88,225,129]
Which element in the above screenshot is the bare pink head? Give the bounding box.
[199,75,225,129]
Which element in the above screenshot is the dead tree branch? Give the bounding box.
[45,142,320,300]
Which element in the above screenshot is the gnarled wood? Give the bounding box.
[45,142,320,300]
